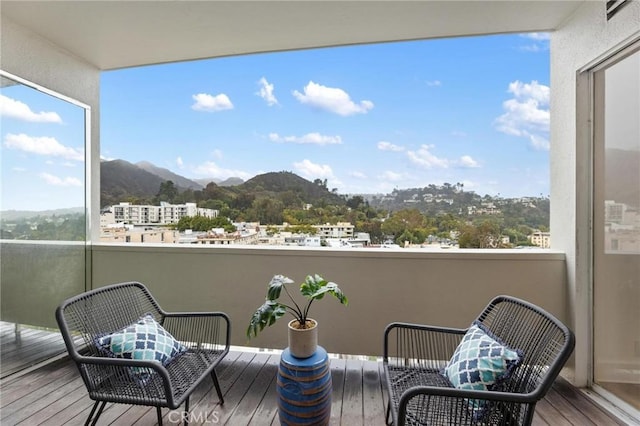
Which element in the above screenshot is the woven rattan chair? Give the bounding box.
[383,295,575,426]
[56,281,230,425]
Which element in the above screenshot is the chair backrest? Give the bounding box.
[475,295,575,400]
[56,282,163,358]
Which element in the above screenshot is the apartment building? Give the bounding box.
[106,202,218,225]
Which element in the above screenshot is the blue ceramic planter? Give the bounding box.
[277,346,332,425]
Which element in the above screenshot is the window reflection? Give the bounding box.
[0,72,86,241]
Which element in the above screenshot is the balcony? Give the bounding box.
[0,325,626,425]
[0,241,628,424]
[1,0,639,424]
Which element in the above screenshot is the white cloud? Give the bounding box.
[426,80,442,87]
[379,170,405,182]
[192,161,252,180]
[256,77,278,106]
[39,172,82,187]
[377,141,404,152]
[191,93,233,112]
[494,80,550,150]
[451,130,468,137]
[293,159,335,179]
[0,95,62,123]
[521,32,550,41]
[519,44,545,53]
[406,144,449,168]
[292,81,373,116]
[4,133,84,161]
[269,132,342,145]
[457,155,480,168]
[517,33,549,52]
[349,171,367,179]
[12,167,27,172]
[176,156,184,168]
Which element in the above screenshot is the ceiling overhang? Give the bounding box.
[1,1,585,71]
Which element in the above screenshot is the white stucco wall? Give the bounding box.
[551,1,640,386]
[0,15,101,243]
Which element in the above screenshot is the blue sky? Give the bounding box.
[2,33,550,211]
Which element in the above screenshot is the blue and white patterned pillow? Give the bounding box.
[443,321,523,418]
[96,313,186,367]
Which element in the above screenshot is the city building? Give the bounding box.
[529,231,551,248]
[106,202,218,226]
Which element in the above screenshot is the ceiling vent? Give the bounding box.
[606,0,630,20]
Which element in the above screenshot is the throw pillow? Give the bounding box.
[96,313,186,369]
[443,321,523,419]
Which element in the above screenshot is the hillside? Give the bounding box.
[239,171,345,205]
[194,177,244,187]
[100,160,345,208]
[136,161,203,190]
[101,160,167,206]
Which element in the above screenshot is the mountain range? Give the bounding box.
[100,159,345,208]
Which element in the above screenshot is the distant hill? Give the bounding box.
[136,161,203,190]
[239,171,345,205]
[0,207,84,221]
[194,177,244,187]
[100,160,343,208]
[101,159,166,206]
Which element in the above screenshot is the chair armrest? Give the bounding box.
[161,312,231,352]
[72,354,174,402]
[384,322,466,366]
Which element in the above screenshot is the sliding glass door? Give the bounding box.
[592,41,640,414]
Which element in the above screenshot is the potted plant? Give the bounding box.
[247,274,348,358]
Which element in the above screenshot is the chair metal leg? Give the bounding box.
[156,406,163,425]
[385,399,392,425]
[85,400,107,426]
[211,370,224,404]
[184,396,190,425]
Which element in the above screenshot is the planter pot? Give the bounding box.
[288,318,318,358]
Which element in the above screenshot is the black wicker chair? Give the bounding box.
[56,281,231,425]
[383,295,575,426]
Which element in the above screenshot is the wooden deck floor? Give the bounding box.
[0,324,628,425]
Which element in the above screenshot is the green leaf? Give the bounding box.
[266,274,295,300]
[246,300,287,338]
[300,274,348,305]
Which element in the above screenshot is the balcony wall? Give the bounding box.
[0,241,87,328]
[89,244,568,357]
[0,242,568,359]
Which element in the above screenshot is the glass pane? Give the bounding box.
[1,74,86,239]
[0,71,88,376]
[593,46,640,412]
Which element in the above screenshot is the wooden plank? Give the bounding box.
[533,397,567,426]
[232,354,280,425]
[362,360,386,426]
[340,359,364,425]
[215,352,270,424]
[552,378,628,426]
[0,371,85,424]
[0,360,76,405]
[0,353,636,426]
[329,357,346,425]
[17,383,91,425]
[543,387,597,425]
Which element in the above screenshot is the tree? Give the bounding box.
[381,209,430,243]
[346,195,365,210]
[156,180,178,203]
